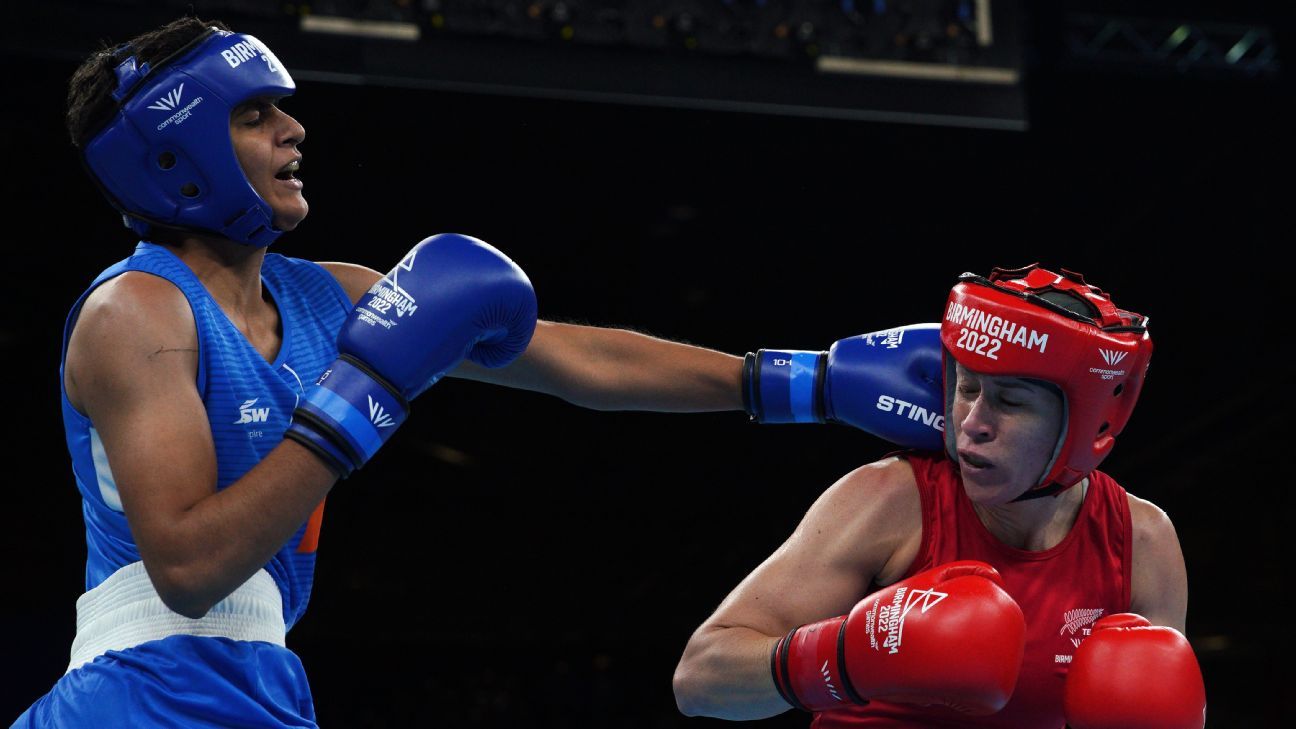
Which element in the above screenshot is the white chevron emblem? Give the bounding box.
[1099,349,1128,366]
[147,83,185,111]
[368,395,396,428]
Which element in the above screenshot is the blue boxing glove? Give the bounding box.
[286,234,538,476]
[743,324,944,450]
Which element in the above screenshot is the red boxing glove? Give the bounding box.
[771,561,1026,715]
[1064,613,1207,729]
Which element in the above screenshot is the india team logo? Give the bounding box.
[235,398,270,424]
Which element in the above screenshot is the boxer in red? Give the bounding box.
[673,265,1206,729]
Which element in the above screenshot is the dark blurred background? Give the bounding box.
[1,1,1286,726]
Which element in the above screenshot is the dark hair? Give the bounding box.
[66,17,229,148]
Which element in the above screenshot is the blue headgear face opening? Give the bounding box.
[83,29,296,247]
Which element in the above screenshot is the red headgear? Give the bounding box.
[940,265,1152,495]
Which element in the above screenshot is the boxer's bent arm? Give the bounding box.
[672,458,919,719]
[67,274,338,619]
[1127,494,1189,633]
[320,261,743,411]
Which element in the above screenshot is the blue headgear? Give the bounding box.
[82,28,295,247]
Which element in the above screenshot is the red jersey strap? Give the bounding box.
[889,450,942,579]
[1093,468,1135,612]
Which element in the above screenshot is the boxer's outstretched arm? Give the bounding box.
[672,458,919,719]
[321,261,743,411]
[456,321,743,411]
[66,273,338,619]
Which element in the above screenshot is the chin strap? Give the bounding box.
[1012,484,1064,501]
[1011,477,1090,502]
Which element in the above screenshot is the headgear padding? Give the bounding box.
[83,28,295,247]
[940,265,1152,493]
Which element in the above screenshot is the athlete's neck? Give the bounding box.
[162,233,271,317]
[972,478,1089,551]
[158,233,282,362]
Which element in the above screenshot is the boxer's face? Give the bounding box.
[951,363,1063,505]
[231,97,308,231]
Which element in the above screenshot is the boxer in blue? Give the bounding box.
[16,17,945,727]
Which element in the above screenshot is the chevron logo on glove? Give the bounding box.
[368,396,396,428]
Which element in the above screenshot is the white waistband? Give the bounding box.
[68,561,286,673]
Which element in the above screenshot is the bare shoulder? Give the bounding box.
[72,271,196,354]
[824,456,920,524]
[316,261,382,306]
[794,456,921,578]
[701,456,922,635]
[66,272,198,412]
[842,456,922,583]
[1125,491,1188,631]
[1126,492,1180,547]
[80,269,191,319]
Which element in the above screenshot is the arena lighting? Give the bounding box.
[817,57,1019,84]
[300,15,420,42]
[815,0,1016,85]
[6,0,1029,129]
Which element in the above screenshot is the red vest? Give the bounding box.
[813,453,1133,729]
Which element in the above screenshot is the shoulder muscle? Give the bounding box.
[789,457,920,583]
[705,457,920,635]
[1127,493,1188,632]
[66,271,198,414]
[316,261,382,306]
[67,271,224,548]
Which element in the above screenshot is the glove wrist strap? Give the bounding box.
[289,356,410,472]
[748,349,826,424]
[776,615,863,712]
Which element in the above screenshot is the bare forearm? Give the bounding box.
[454,321,745,411]
[145,441,336,617]
[673,626,790,720]
[566,325,743,411]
